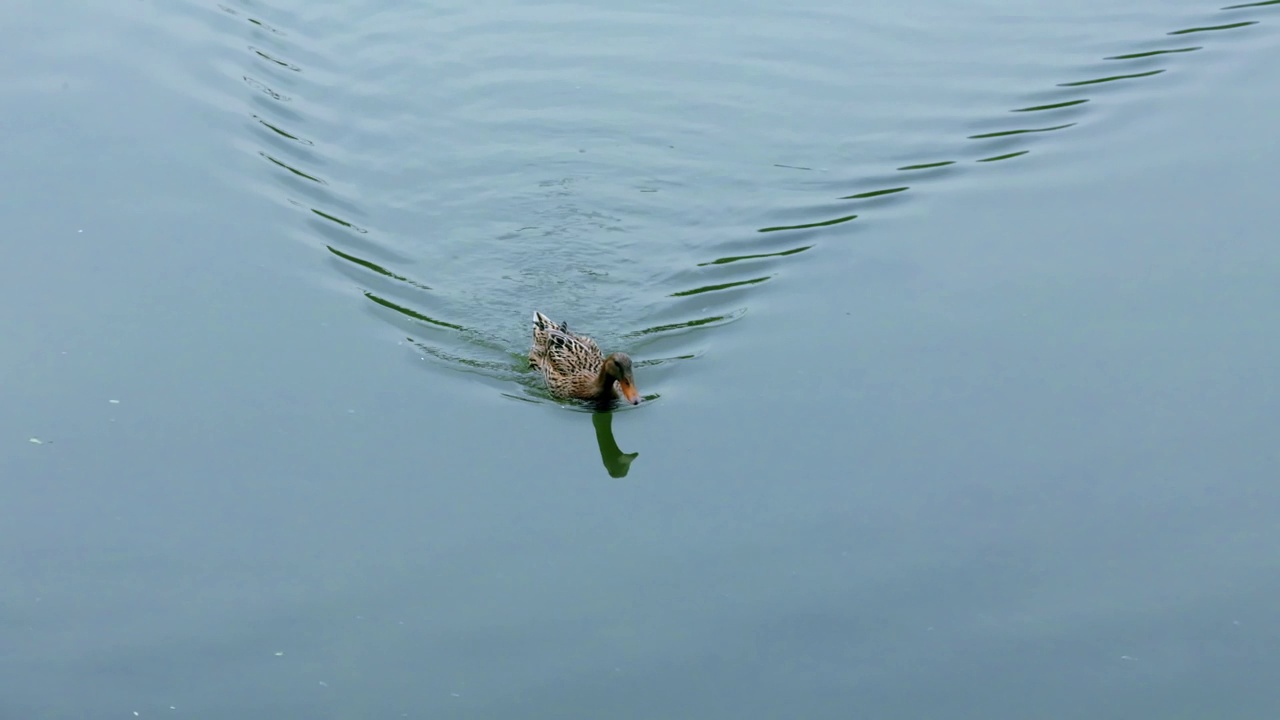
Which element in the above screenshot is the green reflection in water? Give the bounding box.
[311,208,366,233]
[592,411,639,478]
[1012,99,1089,112]
[628,311,744,338]
[968,123,1075,139]
[253,115,312,144]
[897,160,956,171]
[327,246,431,290]
[977,150,1030,163]
[1058,69,1165,87]
[841,186,909,200]
[697,245,812,266]
[261,152,324,184]
[243,16,283,35]
[1169,21,1259,34]
[364,292,465,331]
[671,276,770,297]
[1105,47,1201,60]
[758,214,856,233]
[252,48,300,71]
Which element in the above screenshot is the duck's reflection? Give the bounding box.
[591,410,638,478]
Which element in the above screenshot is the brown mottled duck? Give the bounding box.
[529,311,641,405]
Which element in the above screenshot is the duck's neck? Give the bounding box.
[593,365,616,399]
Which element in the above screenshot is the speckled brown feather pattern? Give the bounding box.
[529,311,610,399]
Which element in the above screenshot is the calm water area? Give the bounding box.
[3,0,1279,717]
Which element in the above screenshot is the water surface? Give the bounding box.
[2,0,1278,717]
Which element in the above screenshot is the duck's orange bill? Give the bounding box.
[618,380,641,405]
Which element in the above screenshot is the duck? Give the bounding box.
[529,311,641,405]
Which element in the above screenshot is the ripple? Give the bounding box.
[1058,69,1167,87]
[126,0,1280,404]
[1169,20,1260,34]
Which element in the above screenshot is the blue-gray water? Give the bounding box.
[3,0,1278,717]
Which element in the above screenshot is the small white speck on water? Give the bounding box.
[1120,655,1136,661]
[78,229,83,233]
[451,693,461,698]
[274,651,284,656]
[319,681,328,687]
[134,713,139,717]
[109,399,120,404]
[29,438,42,444]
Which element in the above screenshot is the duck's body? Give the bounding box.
[529,311,641,405]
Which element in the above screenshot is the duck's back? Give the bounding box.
[530,312,606,397]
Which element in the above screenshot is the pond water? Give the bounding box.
[2,0,1278,717]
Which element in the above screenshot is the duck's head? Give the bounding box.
[602,352,641,405]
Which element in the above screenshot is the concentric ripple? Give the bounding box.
[132,0,1279,404]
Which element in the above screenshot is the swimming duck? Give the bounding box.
[529,311,641,405]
